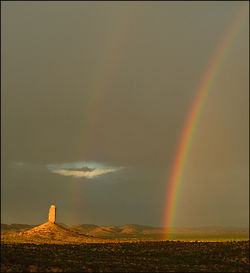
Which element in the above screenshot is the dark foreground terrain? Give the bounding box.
[1,240,249,272]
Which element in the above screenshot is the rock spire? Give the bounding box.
[48,205,56,223]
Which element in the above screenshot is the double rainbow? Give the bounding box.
[164,5,248,239]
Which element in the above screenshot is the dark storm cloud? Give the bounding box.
[2,1,240,167]
[2,1,248,227]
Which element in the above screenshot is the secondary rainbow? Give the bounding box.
[68,10,134,225]
[164,5,248,239]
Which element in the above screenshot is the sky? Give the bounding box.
[1,1,249,228]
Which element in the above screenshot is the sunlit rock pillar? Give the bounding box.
[48,205,56,223]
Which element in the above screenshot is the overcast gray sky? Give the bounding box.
[1,1,249,228]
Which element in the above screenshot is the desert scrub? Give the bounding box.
[1,241,249,272]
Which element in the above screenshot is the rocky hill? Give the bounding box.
[2,222,108,244]
[2,223,249,242]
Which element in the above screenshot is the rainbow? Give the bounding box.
[68,10,135,225]
[164,5,248,239]
[82,9,135,150]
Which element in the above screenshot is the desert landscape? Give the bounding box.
[2,1,249,272]
[2,222,249,243]
[1,206,249,272]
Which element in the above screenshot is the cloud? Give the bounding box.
[46,161,124,179]
[67,167,95,172]
[12,161,123,179]
[51,167,121,179]
[13,161,25,167]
